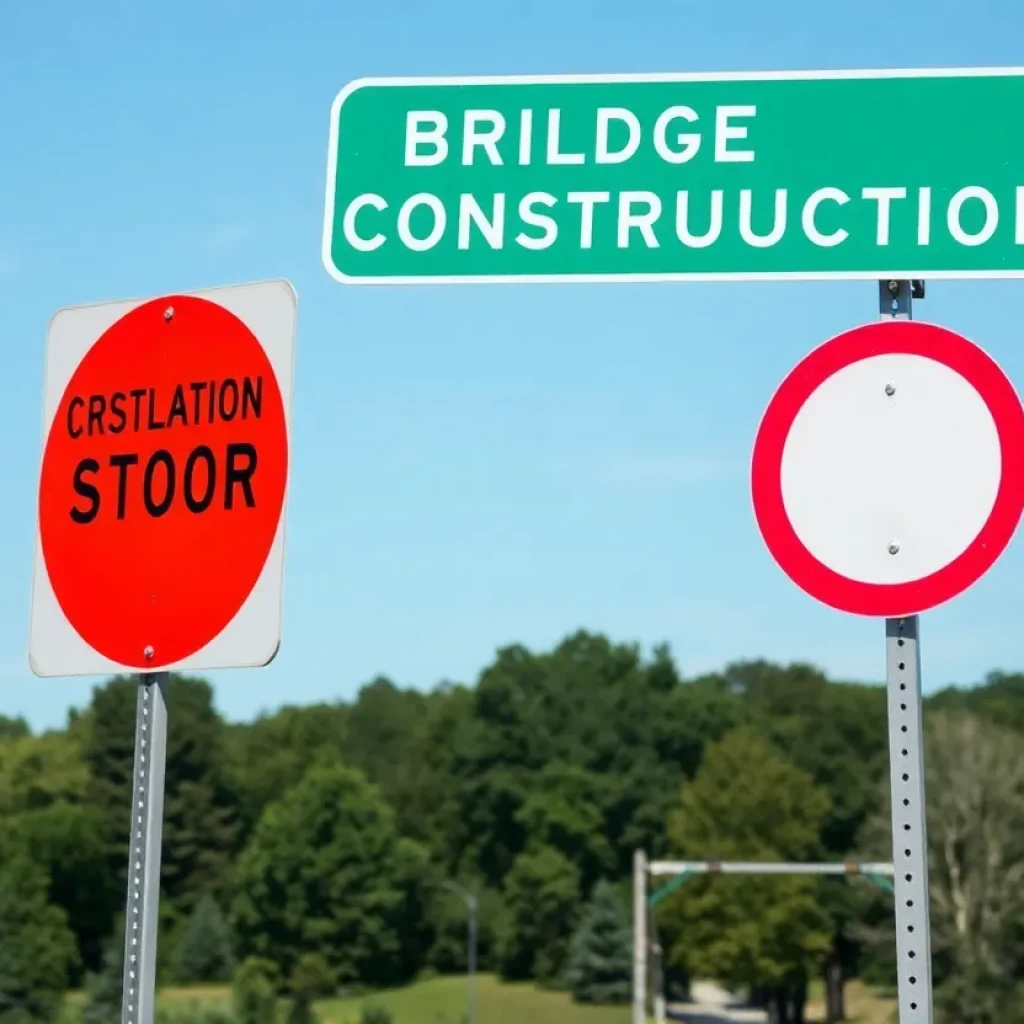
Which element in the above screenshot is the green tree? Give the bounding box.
[665,727,832,1024]
[692,662,891,1021]
[170,893,235,983]
[288,953,335,999]
[928,670,1024,734]
[858,711,1024,1024]
[515,764,613,896]
[0,716,29,742]
[161,679,241,912]
[0,730,90,816]
[565,880,632,1005]
[232,958,279,1024]
[0,851,78,1024]
[9,802,112,977]
[427,883,504,974]
[443,633,736,890]
[0,727,113,974]
[80,926,123,1024]
[287,953,336,1024]
[231,763,425,987]
[342,678,433,832]
[499,844,580,984]
[82,676,240,927]
[225,702,349,835]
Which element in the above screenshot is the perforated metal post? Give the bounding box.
[648,903,665,1024]
[121,673,169,1024]
[880,280,934,1024]
[633,849,647,1024]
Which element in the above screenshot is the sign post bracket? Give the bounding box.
[879,279,934,1024]
[121,672,169,1024]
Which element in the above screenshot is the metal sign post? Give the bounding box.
[748,276,1024,1023]
[879,280,934,1024]
[31,280,296,1024]
[121,673,169,1024]
[633,849,647,1024]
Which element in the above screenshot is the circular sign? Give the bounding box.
[751,320,1024,617]
[38,294,288,668]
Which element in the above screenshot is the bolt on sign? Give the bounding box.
[322,67,1024,285]
[29,279,297,677]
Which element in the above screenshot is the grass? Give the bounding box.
[319,974,631,1023]
[65,973,897,1024]
[67,975,630,1024]
[805,979,897,1024]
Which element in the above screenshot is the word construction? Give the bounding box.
[322,68,1024,283]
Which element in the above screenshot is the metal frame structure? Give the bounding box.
[633,852,897,1024]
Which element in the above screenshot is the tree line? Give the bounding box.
[1,630,1023,1024]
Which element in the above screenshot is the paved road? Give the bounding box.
[666,981,767,1023]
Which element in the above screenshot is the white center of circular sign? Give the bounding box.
[780,353,1002,585]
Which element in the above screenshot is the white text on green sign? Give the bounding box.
[322,68,1024,284]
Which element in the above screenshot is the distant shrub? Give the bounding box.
[289,953,336,1001]
[565,880,632,1005]
[360,1006,393,1024]
[170,894,236,984]
[232,957,280,1024]
[157,1004,237,1024]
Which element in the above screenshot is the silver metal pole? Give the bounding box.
[879,279,934,1024]
[442,881,477,1024]
[649,904,665,1024]
[467,895,478,1024]
[121,673,169,1024]
[648,861,895,876]
[633,849,647,1024]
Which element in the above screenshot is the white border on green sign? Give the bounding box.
[321,66,1024,286]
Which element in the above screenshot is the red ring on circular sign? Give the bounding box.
[751,320,1024,617]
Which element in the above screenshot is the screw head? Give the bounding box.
[885,383,896,396]
[888,542,901,555]
[143,645,154,660]
[163,306,174,322]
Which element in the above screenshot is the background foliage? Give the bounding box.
[2,632,1023,1022]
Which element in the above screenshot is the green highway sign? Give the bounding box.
[321,67,1024,285]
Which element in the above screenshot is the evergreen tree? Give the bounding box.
[499,844,580,984]
[80,926,123,1024]
[82,676,240,928]
[286,953,335,1024]
[565,880,632,1005]
[170,893,235,983]
[232,958,279,1024]
[0,852,78,1024]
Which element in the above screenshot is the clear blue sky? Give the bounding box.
[4,0,1024,732]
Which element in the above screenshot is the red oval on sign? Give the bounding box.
[38,295,288,668]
